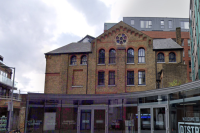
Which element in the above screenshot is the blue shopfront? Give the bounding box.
[25,80,200,133]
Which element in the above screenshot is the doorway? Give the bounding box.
[138,105,169,133]
[78,107,108,133]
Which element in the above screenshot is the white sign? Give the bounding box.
[182,117,200,122]
[82,120,89,123]
[178,122,200,133]
[96,120,103,123]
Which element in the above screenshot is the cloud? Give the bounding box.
[0,0,57,92]
[67,0,111,26]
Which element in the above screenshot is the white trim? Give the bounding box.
[126,63,135,65]
[157,62,166,63]
[97,64,105,65]
[108,85,116,87]
[137,63,146,64]
[72,86,83,88]
[168,62,177,63]
[126,85,135,87]
[138,85,146,86]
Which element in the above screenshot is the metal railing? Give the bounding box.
[0,75,17,88]
[0,94,21,101]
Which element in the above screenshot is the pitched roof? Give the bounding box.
[153,38,183,50]
[45,42,91,55]
[78,35,95,43]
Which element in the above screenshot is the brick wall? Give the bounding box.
[142,31,191,82]
[162,64,187,88]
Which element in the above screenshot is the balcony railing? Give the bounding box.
[0,75,17,88]
[0,93,21,101]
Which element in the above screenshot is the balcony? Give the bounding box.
[0,74,17,88]
[0,93,21,101]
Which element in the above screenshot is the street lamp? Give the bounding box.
[0,64,15,132]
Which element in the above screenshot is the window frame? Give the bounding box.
[127,48,134,63]
[81,55,87,65]
[131,20,134,25]
[70,55,77,65]
[98,71,105,85]
[109,49,116,64]
[157,53,165,62]
[127,71,134,85]
[188,39,191,46]
[168,20,172,28]
[138,71,145,85]
[140,20,152,28]
[169,52,176,62]
[188,50,191,57]
[138,48,145,63]
[160,20,164,28]
[98,49,105,64]
[109,71,115,85]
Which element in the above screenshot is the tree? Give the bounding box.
[168,79,181,87]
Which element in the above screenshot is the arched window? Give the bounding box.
[99,49,105,64]
[169,52,176,62]
[81,55,87,65]
[138,48,145,63]
[109,49,116,64]
[127,48,134,63]
[157,53,165,62]
[70,56,76,65]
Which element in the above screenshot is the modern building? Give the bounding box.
[105,17,192,82]
[24,21,189,133]
[0,55,20,131]
[189,0,200,81]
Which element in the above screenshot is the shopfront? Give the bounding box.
[25,80,200,133]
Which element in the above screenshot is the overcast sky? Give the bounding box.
[0,0,190,93]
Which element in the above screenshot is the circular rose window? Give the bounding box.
[116,33,127,45]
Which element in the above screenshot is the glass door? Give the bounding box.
[138,105,168,133]
[80,110,92,133]
[140,108,151,133]
[78,107,108,133]
[153,107,166,133]
[94,109,105,133]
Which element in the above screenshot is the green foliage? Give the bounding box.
[168,79,181,87]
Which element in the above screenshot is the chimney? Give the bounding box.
[176,27,181,45]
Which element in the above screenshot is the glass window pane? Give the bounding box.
[131,20,134,25]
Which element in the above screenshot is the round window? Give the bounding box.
[116,33,127,45]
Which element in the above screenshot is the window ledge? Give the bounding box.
[69,64,77,66]
[137,63,146,64]
[80,64,87,66]
[126,85,135,87]
[157,62,165,64]
[98,85,105,87]
[98,64,105,66]
[72,86,83,88]
[126,63,135,65]
[108,63,116,65]
[108,85,116,87]
[138,85,146,86]
[168,62,177,63]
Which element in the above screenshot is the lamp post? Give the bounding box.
[0,64,15,132]
[8,67,15,132]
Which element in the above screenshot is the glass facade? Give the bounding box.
[25,81,200,133]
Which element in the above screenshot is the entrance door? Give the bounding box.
[78,107,108,133]
[138,105,168,133]
[80,110,92,133]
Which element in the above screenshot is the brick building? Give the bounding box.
[105,17,191,82]
[23,21,190,133]
[44,21,187,94]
